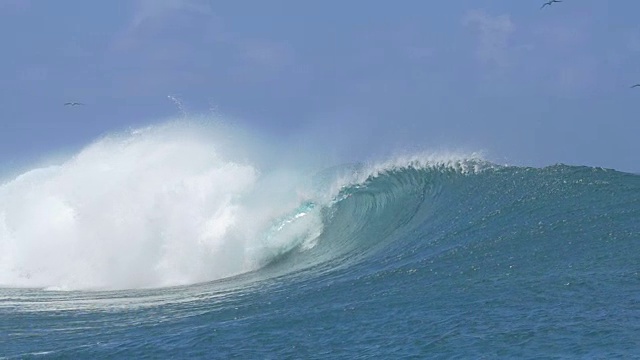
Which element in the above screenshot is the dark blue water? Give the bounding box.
[1,162,639,358]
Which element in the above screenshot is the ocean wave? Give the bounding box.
[0,121,484,291]
[9,120,632,292]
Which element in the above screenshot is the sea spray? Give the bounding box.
[0,121,324,290]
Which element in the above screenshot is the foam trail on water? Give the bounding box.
[0,121,324,291]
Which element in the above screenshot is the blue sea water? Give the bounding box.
[0,123,639,358]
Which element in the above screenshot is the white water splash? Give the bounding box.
[0,121,324,291]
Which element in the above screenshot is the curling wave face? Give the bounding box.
[0,121,482,291]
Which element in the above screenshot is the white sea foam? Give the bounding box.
[0,121,324,290]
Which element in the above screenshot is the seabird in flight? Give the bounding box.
[631,84,640,88]
[541,0,562,9]
[64,102,84,106]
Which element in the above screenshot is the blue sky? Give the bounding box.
[1,0,639,173]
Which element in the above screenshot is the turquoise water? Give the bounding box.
[0,128,638,358]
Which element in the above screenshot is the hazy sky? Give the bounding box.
[1,0,639,172]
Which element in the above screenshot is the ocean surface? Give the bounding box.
[0,123,638,358]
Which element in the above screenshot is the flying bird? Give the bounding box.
[541,0,562,9]
[64,102,84,106]
[631,84,640,88]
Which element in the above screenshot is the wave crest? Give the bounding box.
[0,121,485,291]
